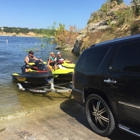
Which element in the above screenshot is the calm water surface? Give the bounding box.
[0,36,78,119]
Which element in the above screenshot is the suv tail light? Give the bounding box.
[72,71,75,88]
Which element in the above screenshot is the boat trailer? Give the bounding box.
[17,80,73,97]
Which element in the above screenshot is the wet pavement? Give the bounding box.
[0,92,140,140]
[0,88,72,120]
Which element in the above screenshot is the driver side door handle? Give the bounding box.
[104,78,117,84]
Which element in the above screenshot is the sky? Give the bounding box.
[0,0,132,30]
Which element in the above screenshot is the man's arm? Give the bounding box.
[34,56,42,62]
[24,56,29,64]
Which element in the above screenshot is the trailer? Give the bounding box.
[17,82,73,98]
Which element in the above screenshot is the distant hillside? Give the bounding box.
[0,27,54,37]
[0,31,41,37]
[72,2,140,55]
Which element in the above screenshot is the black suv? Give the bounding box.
[72,34,140,137]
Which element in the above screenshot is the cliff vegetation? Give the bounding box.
[71,0,140,55]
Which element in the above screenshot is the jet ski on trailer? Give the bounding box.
[11,60,74,93]
[48,60,75,83]
[11,60,54,92]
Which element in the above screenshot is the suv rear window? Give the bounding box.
[75,46,110,72]
[111,41,140,73]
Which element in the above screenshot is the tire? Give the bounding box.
[85,94,115,136]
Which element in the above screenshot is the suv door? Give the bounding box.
[103,41,140,126]
[72,45,110,104]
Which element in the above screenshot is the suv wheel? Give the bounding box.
[85,94,115,136]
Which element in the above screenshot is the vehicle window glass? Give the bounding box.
[111,41,140,73]
[76,46,110,72]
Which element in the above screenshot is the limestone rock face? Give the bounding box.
[72,20,113,55]
[72,3,130,55]
[72,40,83,56]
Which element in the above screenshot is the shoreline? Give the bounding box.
[0,32,43,37]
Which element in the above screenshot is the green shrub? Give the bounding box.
[115,7,135,26]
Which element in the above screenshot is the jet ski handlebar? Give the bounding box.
[28,62,47,66]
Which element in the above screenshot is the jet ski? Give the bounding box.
[52,68,74,83]
[11,60,54,91]
[61,60,75,69]
[11,60,75,91]
[48,60,75,83]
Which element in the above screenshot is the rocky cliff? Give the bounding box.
[72,2,140,56]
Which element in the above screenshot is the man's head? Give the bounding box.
[28,50,34,58]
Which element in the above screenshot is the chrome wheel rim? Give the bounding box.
[88,98,109,130]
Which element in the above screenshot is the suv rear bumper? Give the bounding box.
[71,88,84,105]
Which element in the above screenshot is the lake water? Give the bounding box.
[0,36,78,119]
